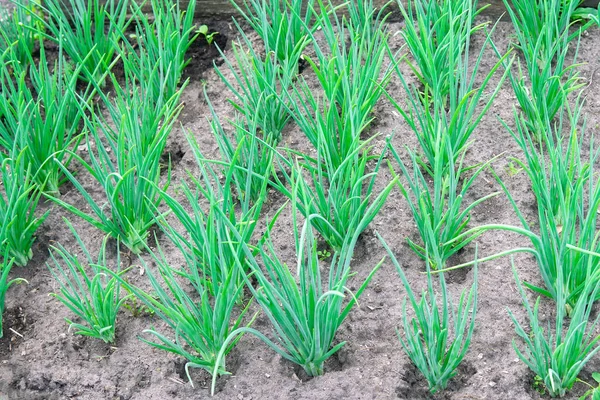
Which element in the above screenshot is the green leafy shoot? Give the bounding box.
[285,0,392,170]
[0,147,49,267]
[379,233,478,394]
[271,136,397,250]
[211,216,384,394]
[503,0,594,59]
[128,0,199,102]
[388,137,500,270]
[206,96,275,205]
[440,100,600,307]
[105,203,255,385]
[492,12,584,142]
[396,0,488,102]
[48,219,130,343]
[214,20,292,146]
[154,125,270,292]
[509,257,600,398]
[28,0,132,83]
[0,44,89,195]
[0,0,37,66]
[47,66,184,254]
[231,0,318,71]
[0,254,25,339]
[387,18,510,174]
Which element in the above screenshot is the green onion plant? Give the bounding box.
[107,134,262,383]
[396,0,487,102]
[127,0,199,102]
[154,124,270,291]
[212,216,384,394]
[31,0,131,83]
[48,66,184,254]
[442,100,600,308]
[231,0,317,72]
[0,147,49,267]
[0,255,24,339]
[48,219,129,344]
[214,22,293,148]
[0,46,86,195]
[388,137,499,269]
[495,8,584,142]
[388,19,509,174]
[272,137,396,250]
[0,0,37,66]
[509,259,600,398]
[379,233,478,394]
[106,230,252,386]
[287,0,391,170]
[206,92,276,205]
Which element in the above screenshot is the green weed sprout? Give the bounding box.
[232,0,317,72]
[48,69,183,254]
[379,233,478,394]
[579,373,600,400]
[29,0,131,83]
[388,137,499,270]
[0,255,25,339]
[0,45,87,195]
[214,21,292,147]
[212,216,384,394]
[396,0,487,103]
[0,148,49,267]
[509,258,600,398]
[48,219,129,344]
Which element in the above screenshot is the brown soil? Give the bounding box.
[1,12,600,400]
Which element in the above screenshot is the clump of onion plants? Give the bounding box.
[444,99,600,308]
[0,45,86,195]
[0,0,38,65]
[379,234,478,394]
[498,0,585,142]
[288,0,391,170]
[106,129,264,385]
[48,220,129,344]
[387,17,508,267]
[266,0,395,249]
[272,137,396,251]
[388,17,509,174]
[396,0,488,103]
[206,92,277,205]
[214,21,293,149]
[0,148,49,267]
[231,0,317,72]
[509,258,600,398]
[48,61,184,254]
[127,0,199,102]
[212,216,384,394]
[388,137,499,269]
[0,256,24,339]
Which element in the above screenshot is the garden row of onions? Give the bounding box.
[0,0,599,396]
